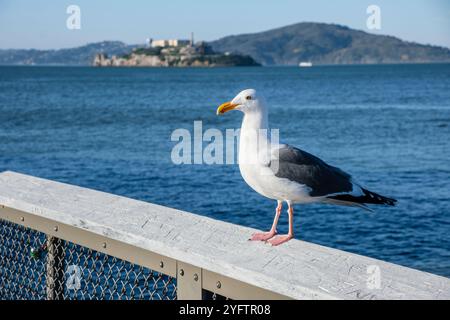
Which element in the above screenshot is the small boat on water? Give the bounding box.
[299,61,313,67]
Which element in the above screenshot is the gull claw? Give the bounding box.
[248,231,277,241]
[266,234,293,246]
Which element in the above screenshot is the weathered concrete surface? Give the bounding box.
[0,171,449,300]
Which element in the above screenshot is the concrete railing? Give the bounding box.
[0,171,449,300]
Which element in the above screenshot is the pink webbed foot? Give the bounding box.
[249,231,277,241]
[267,234,293,246]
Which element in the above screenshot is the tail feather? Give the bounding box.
[327,188,397,207]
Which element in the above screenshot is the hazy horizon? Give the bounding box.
[0,0,449,50]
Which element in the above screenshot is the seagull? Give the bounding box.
[217,89,397,246]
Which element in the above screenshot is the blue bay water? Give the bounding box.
[0,65,449,277]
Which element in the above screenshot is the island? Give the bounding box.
[93,38,260,67]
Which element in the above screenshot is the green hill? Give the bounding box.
[209,22,450,65]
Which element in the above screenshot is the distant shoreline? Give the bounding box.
[1,61,450,67]
[2,23,449,66]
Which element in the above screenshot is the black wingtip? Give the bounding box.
[361,188,397,206]
[327,188,397,207]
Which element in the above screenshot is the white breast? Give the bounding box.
[236,108,315,203]
[238,129,312,203]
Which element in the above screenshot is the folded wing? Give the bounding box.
[269,145,396,208]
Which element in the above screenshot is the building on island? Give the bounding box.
[151,39,190,48]
[93,32,260,67]
[149,33,194,48]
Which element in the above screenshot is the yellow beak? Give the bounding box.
[216,101,238,115]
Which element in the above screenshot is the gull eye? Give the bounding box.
[246,95,252,100]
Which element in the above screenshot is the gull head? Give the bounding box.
[216,89,266,116]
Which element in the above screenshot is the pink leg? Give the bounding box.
[249,201,282,241]
[267,202,294,246]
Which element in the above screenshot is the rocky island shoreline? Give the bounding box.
[93,41,259,67]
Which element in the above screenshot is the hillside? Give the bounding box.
[0,41,138,66]
[209,22,450,65]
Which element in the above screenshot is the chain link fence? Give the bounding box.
[0,219,177,300]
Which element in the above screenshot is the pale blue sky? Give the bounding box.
[0,0,449,49]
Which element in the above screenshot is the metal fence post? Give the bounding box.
[176,262,202,300]
[46,236,65,300]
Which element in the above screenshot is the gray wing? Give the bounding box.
[269,145,354,197]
